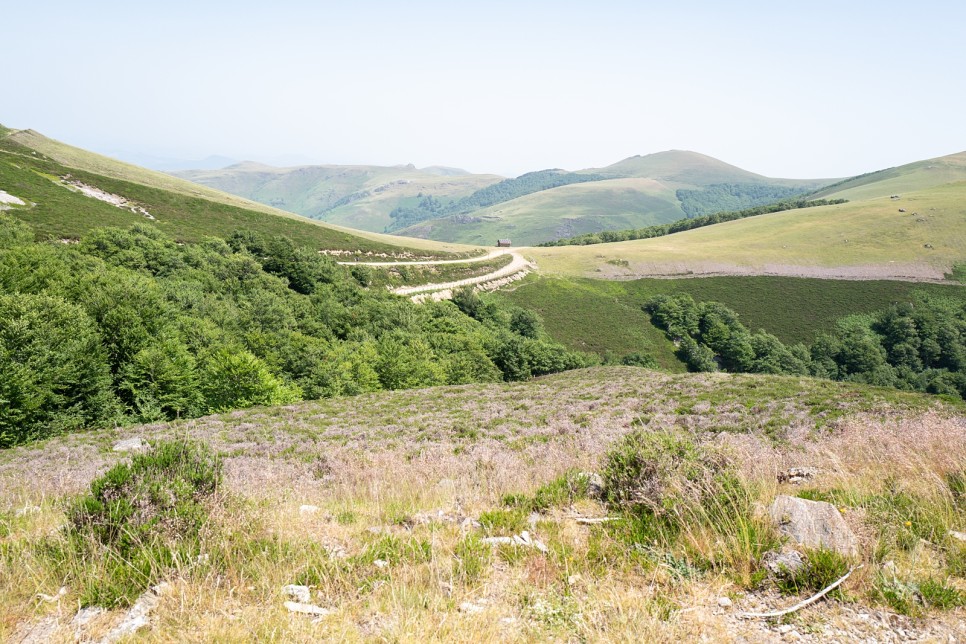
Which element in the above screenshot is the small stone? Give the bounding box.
[949,530,966,543]
[14,505,41,517]
[373,559,389,569]
[284,601,331,617]
[584,472,606,500]
[482,536,514,546]
[717,596,733,608]
[299,505,320,515]
[70,606,105,628]
[764,549,806,576]
[568,574,582,586]
[282,585,312,603]
[460,517,482,531]
[778,624,794,634]
[112,437,146,453]
[459,601,485,614]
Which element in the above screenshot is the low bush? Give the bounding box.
[63,439,221,606]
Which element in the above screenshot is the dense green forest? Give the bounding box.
[0,215,592,447]
[539,198,847,247]
[646,293,966,399]
[676,182,812,217]
[386,170,608,231]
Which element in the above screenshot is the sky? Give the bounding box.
[4,1,966,178]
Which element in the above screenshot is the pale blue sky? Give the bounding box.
[5,1,964,178]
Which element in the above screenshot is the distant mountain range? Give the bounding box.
[173,151,834,245]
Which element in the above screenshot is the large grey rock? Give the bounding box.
[770,495,858,557]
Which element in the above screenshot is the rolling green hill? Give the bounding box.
[391,152,831,245]
[174,161,502,234]
[0,127,477,256]
[528,174,966,281]
[174,149,833,246]
[811,151,966,201]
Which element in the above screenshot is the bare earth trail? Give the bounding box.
[341,248,534,298]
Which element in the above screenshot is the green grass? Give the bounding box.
[528,178,966,279]
[494,275,965,364]
[0,133,474,258]
[1,128,479,256]
[397,178,687,246]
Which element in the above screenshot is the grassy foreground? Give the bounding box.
[2,368,964,641]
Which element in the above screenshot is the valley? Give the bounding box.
[1,125,965,642]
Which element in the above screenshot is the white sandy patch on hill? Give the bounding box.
[61,177,156,220]
[0,189,26,206]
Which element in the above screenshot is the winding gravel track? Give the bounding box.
[340,249,532,296]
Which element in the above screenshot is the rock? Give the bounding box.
[777,467,819,485]
[284,601,331,617]
[717,596,733,608]
[100,582,169,642]
[949,530,966,543]
[15,504,41,517]
[513,531,549,553]
[584,472,606,500]
[373,559,389,569]
[459,601,485,614]
[763,549,806,576]
[483,532,548,552]
[282,585,312,603]
[112,437,146,453]
[460,517,482,531]
[71,606,105,628]
[299,505,320,515]
[770,495,858,556]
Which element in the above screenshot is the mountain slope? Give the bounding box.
[0,127,476,255]
[811,151,966,201]
[529,175,966,281]
[392,152,832,245]
[174,161,502,233]
[174,150,833,245]
[398,178,685,246]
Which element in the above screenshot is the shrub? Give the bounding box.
[601,429,777,585]
[774,548,851,597]
[65,440,221,605]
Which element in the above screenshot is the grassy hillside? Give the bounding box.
[528,179,966,280]
[0,128,478,256]
[175,161,502,233]
[3,367,963,641]
[398,178,687,246]
[176,148,832,246]
[494,275,965,364]
[812,151,966,201]
[0,129,473,255]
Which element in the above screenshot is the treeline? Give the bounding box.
[386,170,608,232]
[0,215,592,447]
[539,198,848,247]
[646,293,966,399]
[676,182,811,218]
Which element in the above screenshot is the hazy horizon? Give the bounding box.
[5,1,965,179]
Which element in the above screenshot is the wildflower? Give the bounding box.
[904,521,912,528]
